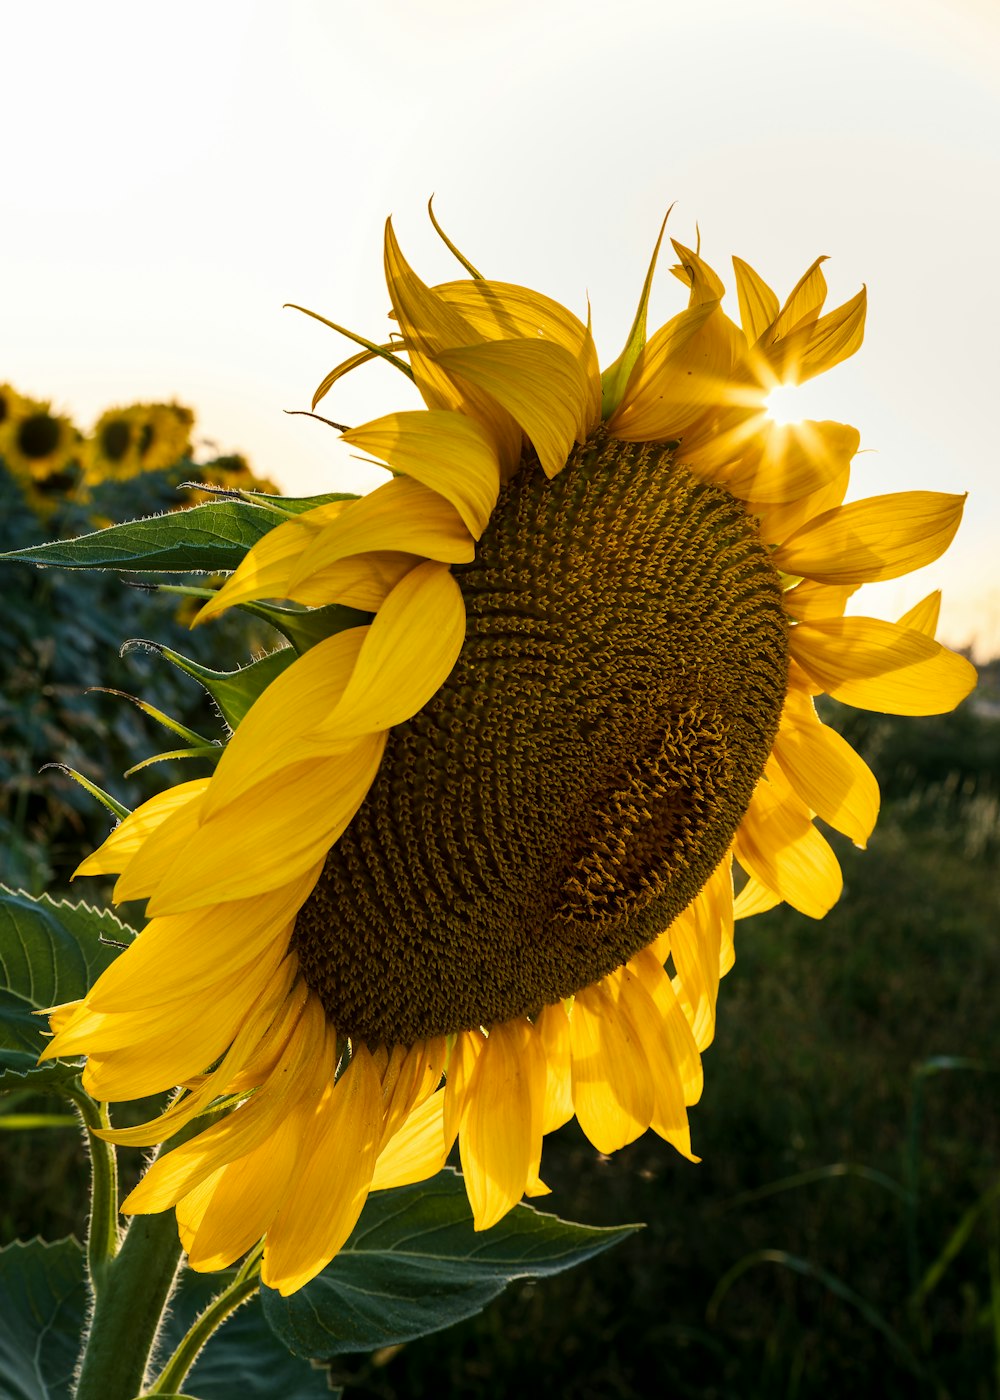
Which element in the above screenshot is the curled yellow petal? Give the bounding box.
[341,411,501,538]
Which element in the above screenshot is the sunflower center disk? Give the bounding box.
[293,434,789,1045]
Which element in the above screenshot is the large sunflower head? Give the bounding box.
[43,210,976,1296]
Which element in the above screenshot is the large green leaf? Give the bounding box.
[0,501,278,574]
[0,1238,86,1400]
[0,888,135,1088]
[160,1272,340,1400]
[262,1169,638,1357]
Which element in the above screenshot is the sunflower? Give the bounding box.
[42,213,976,1297]
[84,405,144,483]
[135,401,194,472]
[2,392,80,486]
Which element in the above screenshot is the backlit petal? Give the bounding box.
[734,776,843,919]
[774,492,966,584]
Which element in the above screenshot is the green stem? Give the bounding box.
[69,1090,120,1295]
[148,1261,262,1395]
[74,1207,185,1400]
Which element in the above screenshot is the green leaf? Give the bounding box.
[0,1238,87,1400]
[160,1272,339,1400]
[0,501,280,574]
[0,887,135,1088]
[262,1168,638,1358]
[242,602,372,654]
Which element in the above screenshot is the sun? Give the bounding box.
[764,383,806,425]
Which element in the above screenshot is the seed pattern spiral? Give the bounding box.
[294,433,789,1044]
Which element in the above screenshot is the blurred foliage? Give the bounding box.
[0,387,279,896]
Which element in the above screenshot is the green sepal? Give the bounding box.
[600,206,673,419]
[243,601,373,653]
[239,488,360,517]
[0,887,137,1088]
[285,303,415,383]
[125,641,296,730]
[123,745,222,779]
[91,689,213,748]
[37,765,130,821]
[0,500,280,574]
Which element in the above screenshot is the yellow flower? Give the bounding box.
[2,392,80,485]
[135,401,194,472]
[42,215,976,1296]
[85,405,144,482]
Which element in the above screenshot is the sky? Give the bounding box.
[4,0,999,657]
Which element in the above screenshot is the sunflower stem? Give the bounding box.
[70,1089,120,1296]
[146,1263,262,1395]
[74,1208,185,1400]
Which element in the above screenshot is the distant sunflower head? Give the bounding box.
[85,405,143,482]
[2,393,80,488]
[45,208,976,1297]
[135,401,194,471]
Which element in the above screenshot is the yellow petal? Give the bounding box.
[783,579,858,622]
[774,492,965,585]
[378,1037,448,1151]
[287,477,474,595]
[772,687,879,847]
[443,1029,485,1145]
[263,1039,383,1295]
[535,1001,574,1133]
[608,301,737,442]
[767,257,828,342]
[384,221,522,474]
[184,1109,303,1271]
[790,617,977,715]
[194,501,349,625]
[341,411,501,538]
[435,338,587,480]
[626,952,701,1157]
[287,550,419,611]
[144,736,387,914]
[569,979,653,1153]
[323,560,465,740]
[435,278,602,433]
[459,1020,542,1231]
[670,241,727,306]
[78,949,290,1101]
[112,780,211,903]
[97,965,302,1146]
[732,256,779,344]
[721,420,859,506]
[772,287,867,383]
[371,1090,451,1191]
[75,779,209,878]
[87,880,312,1013]
[733,874,781,919]
[897,590,941,638]
[750,465,850,547]
[202,627,366,819]
[733,776,843,919]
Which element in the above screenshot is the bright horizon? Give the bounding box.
[4,0,999,658]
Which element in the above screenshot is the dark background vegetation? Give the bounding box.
[2,458,998,1399]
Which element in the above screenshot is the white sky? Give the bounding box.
[4,0,999,656]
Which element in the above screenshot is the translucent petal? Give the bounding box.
[733,874,782,919]
[774,492,966,585]
[733,777,843,919]
[435,339,587,480]
[570,980,653,1153]
[459,1021,541,1231]
[897,591,941,638]
[721,420,859,506]
[436,278,602,432]
[75,779,209,878]
[790,617,977,716]
[263,1040,383,1295]
[371,1090,451,1191]
[783,579,858,622]
[341,411,501,538]
[772,686,880,847]
[732,256,780,343]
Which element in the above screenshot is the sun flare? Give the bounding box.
[764,383,806,425]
